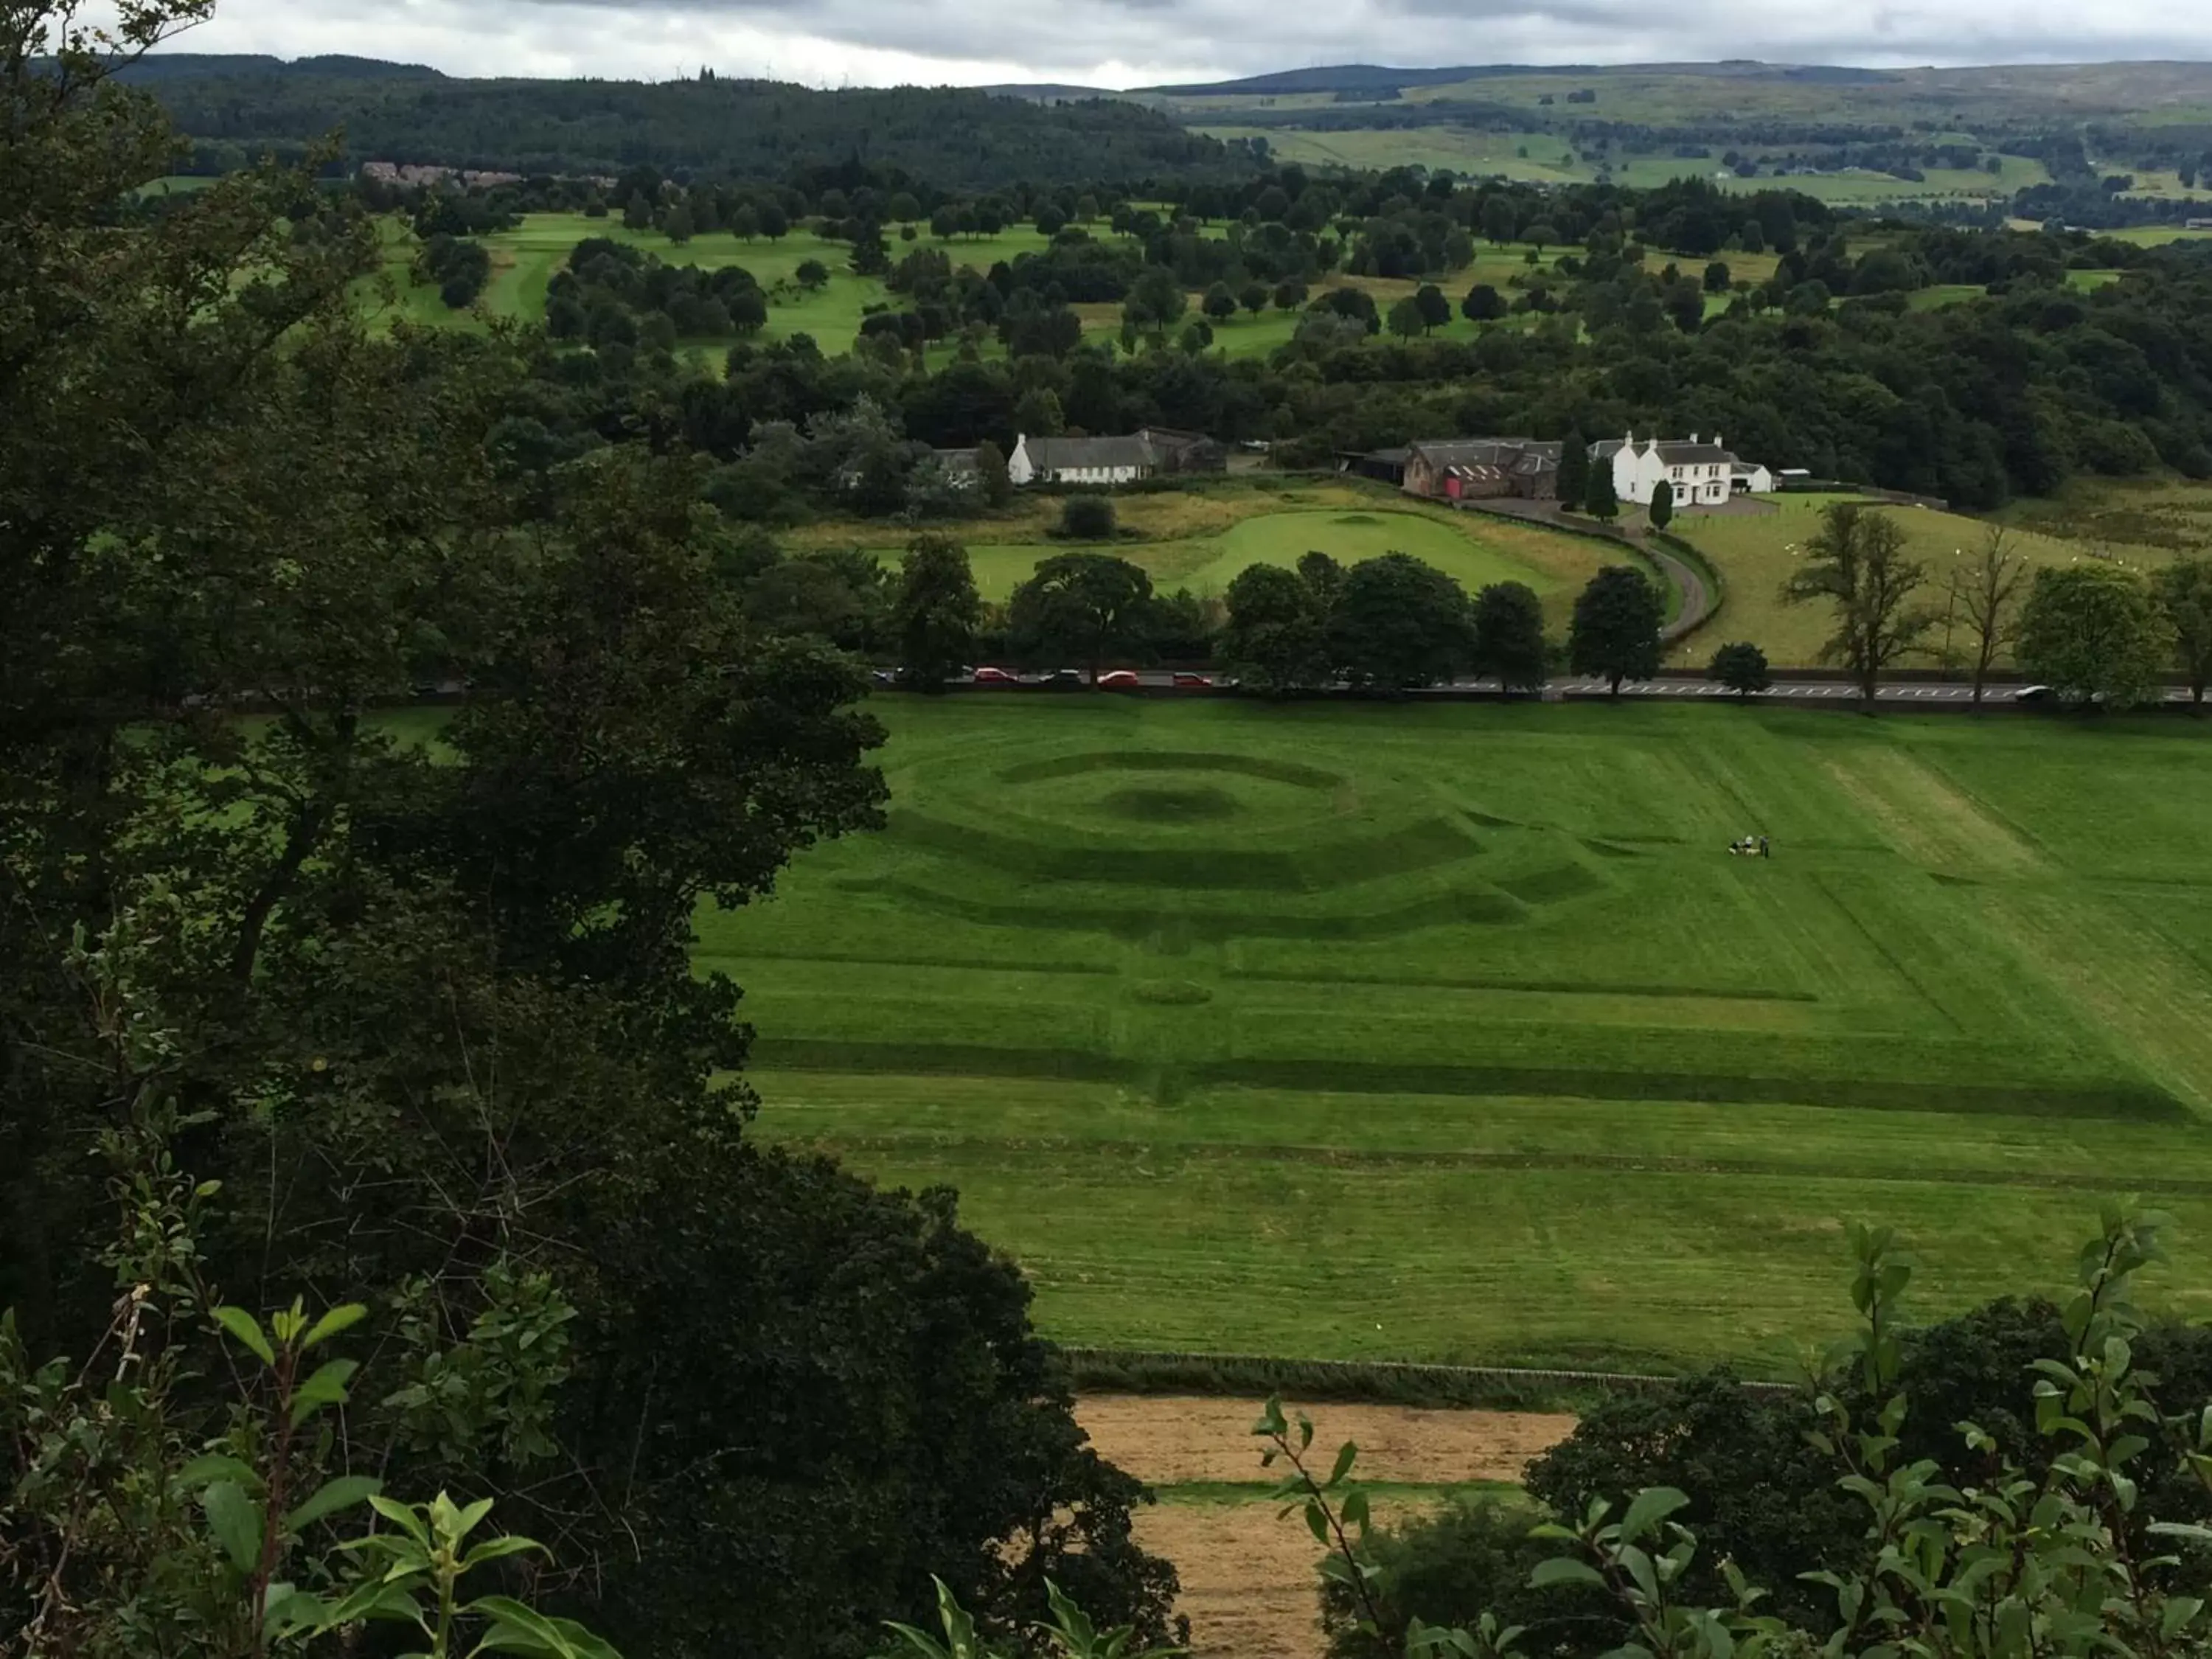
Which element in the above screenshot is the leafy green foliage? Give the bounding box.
[0,18,1177,1658]
[895,534,984,691]
[1470,581,1550,692]
[1325,553,1475,691]
[2018,562,2174,708]
[1783,501,1937,701]
[1220,563,1332,695]
[1648,479,1675,531]
[2152,556,2212,703]
[1010,552,1155,675]
[1279,1208,2212,1659]
[1060,495,1120,540]
[1706,641,1773,696]
[1568,566,1663,692]
[1582,464,1620,522]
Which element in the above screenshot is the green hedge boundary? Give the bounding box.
[1060,1347,1795,1411]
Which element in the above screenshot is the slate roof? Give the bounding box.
[1408,438,1562,471]
[1591,437,1738,465]
[1028,435,1157,473]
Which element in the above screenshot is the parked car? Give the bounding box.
[1170,672,1214,689]
[1037,668,1086,689]
[2013,684,2053,703]
[1097,669,1142,690]
[870,668,899,686]
[972,666,1016,684]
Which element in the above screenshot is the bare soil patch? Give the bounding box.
[1081,1396,1576,1659]
[1077,1394,1575,1486]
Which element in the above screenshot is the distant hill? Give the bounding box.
[1143,63,1540,97]
[978,83,1117,103]
[123,52,444,81]
[131,57,1252,189]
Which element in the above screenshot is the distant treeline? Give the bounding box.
[129,57,1257,189]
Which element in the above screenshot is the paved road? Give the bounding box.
[1544,677,2202,705]
[1644,545,1714,644]
[924,669,2206,709]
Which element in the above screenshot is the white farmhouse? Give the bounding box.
[1590,432,1766,508]
[1006,434,1156,487]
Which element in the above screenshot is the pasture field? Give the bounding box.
[804,484,1615,618]
[1996,476,2212,554]
[1198,122,2039,205]
[718,697,2212,1374]
[353,209,1630,364]
[358,212,1078,358]
[1667,493,2180,668]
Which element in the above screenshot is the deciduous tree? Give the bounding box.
[1568,566,1663,693]
[1471,581,1549,692]
[1708,640,1772,698]
[2153,554,2212,703]
[1782,501,1935,705]
[1324,553,1473,692]
[1009,552,1154,677]
[1948,523,2026,703]
[894,534,983,691]
[2017,561,2172,709]
[1221,563,1330,694]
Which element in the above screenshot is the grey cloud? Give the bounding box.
[175,0,2212,88]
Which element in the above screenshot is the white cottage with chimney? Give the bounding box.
[1590,433,1765,508]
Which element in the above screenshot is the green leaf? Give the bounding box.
[202,1479,265,1574]
[1328,1441,1358,1487]
[289,1357,360,1427]
[213,1306,276,1366]
[469,1594,582,1658]
[176,1453,261,1492]
[302,1302,369,1350]
[452,1495,497,1542]
[1618,1487,1691,1545]
[1305,1502,1332,1545]
[1341,1489,1371,1533]
[1529,1558,1606,1590]
[286,1474,382,1534]
[464,1534,549,1570]
[368,1494,434,1548]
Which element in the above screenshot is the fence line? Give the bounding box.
[1062,1346,1798,1398]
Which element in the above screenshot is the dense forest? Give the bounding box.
[129,55,1255,188]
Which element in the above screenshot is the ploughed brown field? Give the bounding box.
[1076,1396,1576,1659]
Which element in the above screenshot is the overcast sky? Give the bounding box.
[158,0,2212,88]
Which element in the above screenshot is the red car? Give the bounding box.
[972,666,1016,684]
[1097,669,1142,690]
[1171,672,1214,689]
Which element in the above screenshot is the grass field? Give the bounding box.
[358,212,1079,359]
[795,478,1619,624]
[810,485,1614,617]
[352,210,1710,364]
[1995,476,2212,554]
[1667,493,2181,668]
[715,697,2212,1374]
[1196,122,2039,206]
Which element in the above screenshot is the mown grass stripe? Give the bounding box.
[776,1133,2212,1196]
